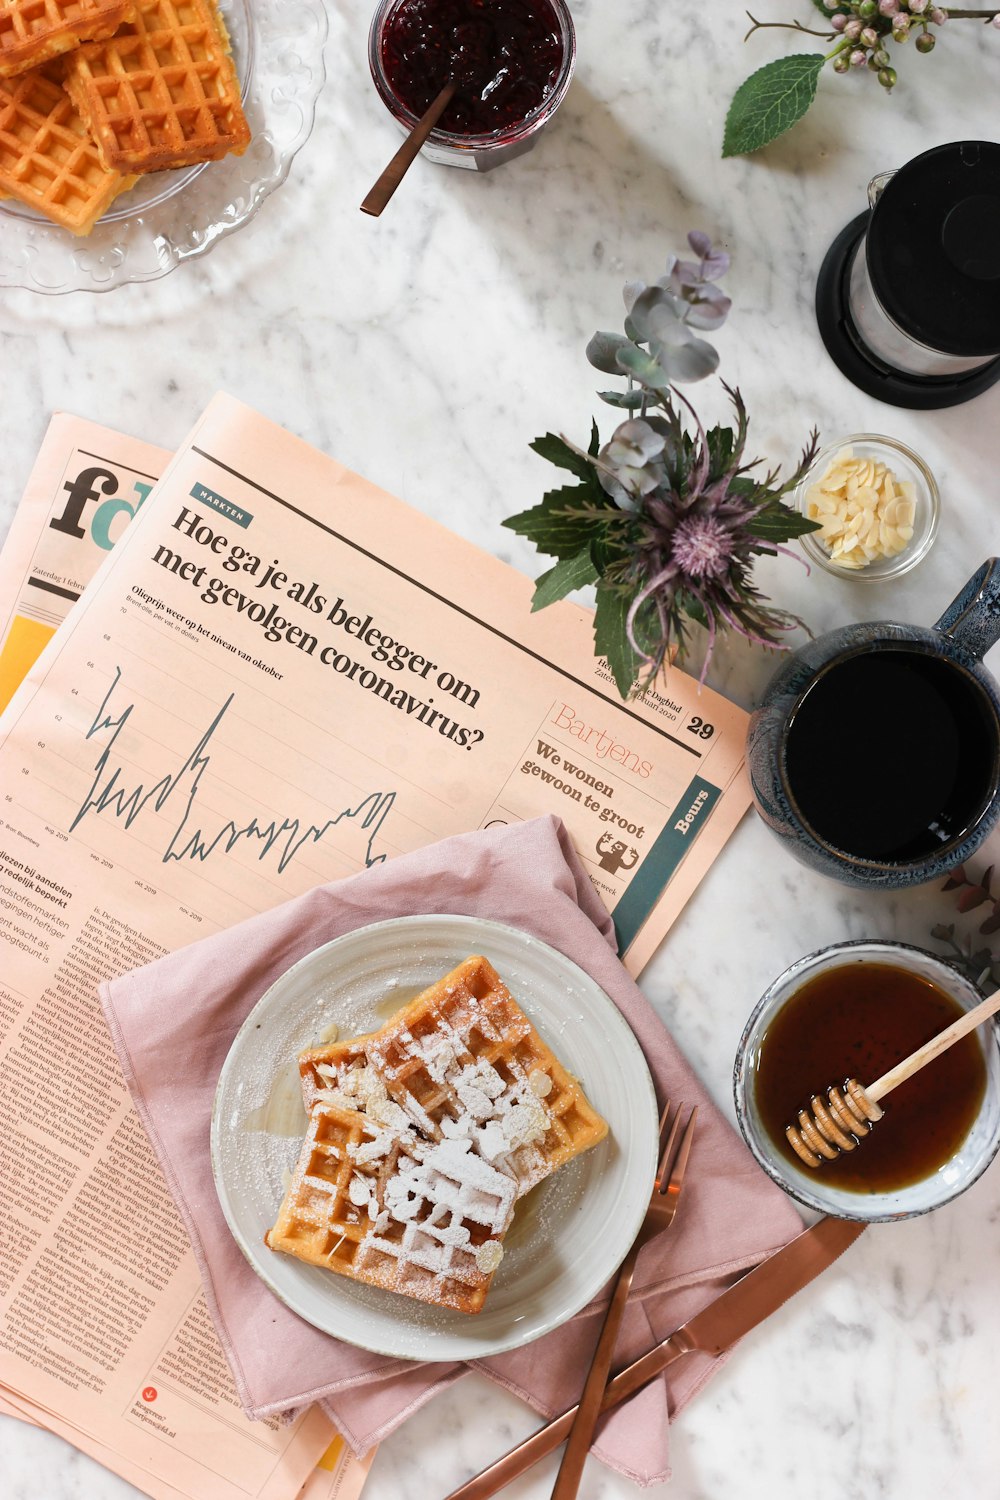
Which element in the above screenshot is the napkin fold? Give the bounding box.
[100,816,802,1487]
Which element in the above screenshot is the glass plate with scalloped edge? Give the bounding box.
[0,0,327,294]
[210,914,660,1361]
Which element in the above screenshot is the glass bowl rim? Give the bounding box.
[0,0,327,294]
[733,938,1000,1222]
[795,431,941,583]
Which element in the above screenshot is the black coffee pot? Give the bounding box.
[816,140,1000,409]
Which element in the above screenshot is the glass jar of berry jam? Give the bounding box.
[368,0,576,172]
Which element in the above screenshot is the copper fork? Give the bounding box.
[549,1101,698,1500]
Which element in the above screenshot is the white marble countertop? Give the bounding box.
[3,2,1000,1497]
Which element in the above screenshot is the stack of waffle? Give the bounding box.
[0,0,249,234]
[267,955,610,1315]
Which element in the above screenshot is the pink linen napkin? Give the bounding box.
[100,816,802,1487]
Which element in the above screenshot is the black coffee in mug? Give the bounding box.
[783,647,997,862]
[748,561,1000,888]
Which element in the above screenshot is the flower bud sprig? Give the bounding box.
[747,1,956,90]
[726,4,999,155]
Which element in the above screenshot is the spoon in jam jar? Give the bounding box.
[361,11,497,215]
[361,79,457,216]
[786,984,1000,1167]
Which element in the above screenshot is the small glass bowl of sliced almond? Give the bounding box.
[795,433,940,581]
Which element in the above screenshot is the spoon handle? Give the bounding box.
[361,82,456,217]
[867,987,1000,1103]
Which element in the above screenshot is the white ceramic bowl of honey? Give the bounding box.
[733,940,1000,1222]
[795,434,940,581]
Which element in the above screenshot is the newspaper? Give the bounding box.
[0,417,167,716]
[0,417,372,1500]
[0,395,750,1496]
[0,1388,370,1500]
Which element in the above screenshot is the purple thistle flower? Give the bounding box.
[615,384,819,686]
[671,515,736,580]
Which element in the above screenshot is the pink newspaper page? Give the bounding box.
[0,414,168,715]
[0,414,370,1500]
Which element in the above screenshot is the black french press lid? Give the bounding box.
[867,140,1000,358]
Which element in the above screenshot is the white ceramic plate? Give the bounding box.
[211,914,659,1361]
[0,0,327,293]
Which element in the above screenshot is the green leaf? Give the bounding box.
[705,423,736,482]
[503,483,614,560]
[598,388,646,410]
[722,55,825,158]
[728,476,758,499]
[677,590,708,629]
[747,501,822,542]
[615,342,673,393]
[586,331,633,375]
[529,432,599,484]
[593,585,640,699]
[531,549,599,611]
[661,426,696,492]
[810,0,838,14]
[589,529,631,577]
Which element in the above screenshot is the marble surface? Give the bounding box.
[3,2,1000,1497]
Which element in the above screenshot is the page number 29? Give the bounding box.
[686,716,714,740]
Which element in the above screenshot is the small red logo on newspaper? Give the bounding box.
[141,1387,157,1403]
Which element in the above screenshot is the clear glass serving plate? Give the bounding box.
[0,0,327,295]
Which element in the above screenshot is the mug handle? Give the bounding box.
[935,559,1000,660]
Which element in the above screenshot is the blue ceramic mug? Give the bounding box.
[747,559,1000,888]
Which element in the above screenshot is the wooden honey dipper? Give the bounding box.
[786,986,1000,1168]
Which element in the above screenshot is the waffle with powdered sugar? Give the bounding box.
[298,955,608,1198]
[265,1098,517,1314]
[268,956,608,1313]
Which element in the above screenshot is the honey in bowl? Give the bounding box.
[753,961,987,1193]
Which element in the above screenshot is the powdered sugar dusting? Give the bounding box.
[319,977,570,1198]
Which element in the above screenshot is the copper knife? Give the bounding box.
[445,1216,866,1500]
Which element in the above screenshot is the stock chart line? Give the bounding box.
[71,667,396,872]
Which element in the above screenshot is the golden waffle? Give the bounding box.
[273,957,608,1312]
[0,0,134,80]
[265,1099,516,1315]
[0,65,135,233]
[65,0,250,173]
[299,956,610,1198]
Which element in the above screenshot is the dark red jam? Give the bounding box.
[380,0,565,137]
